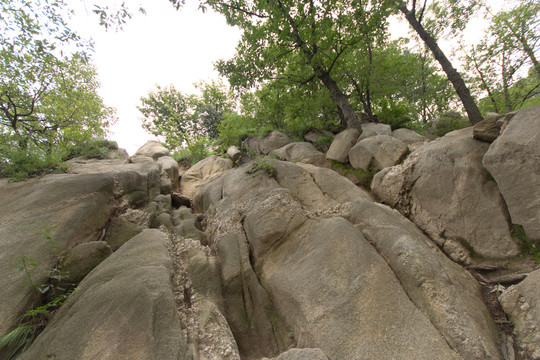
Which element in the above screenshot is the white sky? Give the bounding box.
[65,0,506,155]
[67,0,242,155]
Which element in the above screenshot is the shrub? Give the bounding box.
[172,137,213,166]
[0,146,69,182]
[430,112,470,136]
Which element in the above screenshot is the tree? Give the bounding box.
[0,0,115,153]
[138,81,233,150]
[394,0,484,124]
[206,0,393,129]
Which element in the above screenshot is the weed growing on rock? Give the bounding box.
[247,158,276,178]
[0,226,75,359]
[512,225,540,264]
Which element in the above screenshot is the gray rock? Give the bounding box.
[171,193,192,208]
[61,241,112,283]
[473,117,501,143]
[104,217,142,251]
[133,140,169,160]
[357,122,392,141]
[151,213,174,230]
[160,176,173,195]
[326,128,360,163]
[20,229,192,360]
[180,155,233,197]
[372,128,519,261]
[276,348,329,360]
[259,131,292,155]
[346,198,502,360]
[0,173,114,337]
[499,269,540,359]
[272,142,324,163]
[129,154,154,163]
[392,127,428,144]
[227,146,242,162]
[349,134,408,171]
[157,155,179,188]
[483,105,540,240]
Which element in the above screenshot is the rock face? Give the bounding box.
[483,105,540,240]
[326,128,360,163]
[348,134,409,171]
[473,117,501,143]
[132,140,169,160]
[499,269,540,359]
[20,230,192,360]
[193,159,501,360]
[272,142,325,164]
[392,127,428,145]
[357,122,392,141]
[180,155,233,197]
[0,173,115,337]
[372,128,519,262]
[244,131,292,155]
[60,241,112,283]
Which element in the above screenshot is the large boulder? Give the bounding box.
[20,230,192,360]
[133,140,169,160]
[60,241,112,283]
[483,105,540,240]
[357,122,392,141]
[157,155,179,189]
[392,127,428,145]
[346,198,501,360]
[499,269,540,359]
[326,128,360,163]
[372,128,520,262]
[0,173,114,338]
[473,117,501,143]
[259,131,292,155]
[348,134,408,171]
[180,155,233,197]
[195,159,501,359]
[272,142,325,164]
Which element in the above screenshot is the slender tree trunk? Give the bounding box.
[523,42,540,78]
[316,67,362,129]
[398,5,484,124]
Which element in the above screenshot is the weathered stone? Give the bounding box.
[272,142,325,164]
[61,241,112,283]
[346,198,502,359]
[129,154,154,163]
[483,105,540,240]
[349,134,409,171]
[276,348,329,360]
[499,269,540,359]
[243,136,261,155]
[104,217,142,251]
[0,173,114,337]
[133,140,169,160]
[157,155,179,188]
[160,176,173,195]
[227,146,242,162]
[151,213,174,230]
[357,122,392,141]
[326,128,360,163]
[180,155,233,197]
[171,193,192,208]
[372,128,519,260]
[20,229,192,360]
[392,127,428,145]
[259,131,292,155]
[262,217,461,359]
[473,117,501,143]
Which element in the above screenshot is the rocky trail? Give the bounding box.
[1,107,539,360]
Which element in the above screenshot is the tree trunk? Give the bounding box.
[523,42,540,78]
[399,5,484,125]
[316,67,362,130]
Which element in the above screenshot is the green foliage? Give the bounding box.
[0,142,69,181]
[138,81,234,151]
[1,228,74,359]
[431,112,470,136]
[63,138,119,160]
[247,158,276,178]
[512,225,540,264]
[171,136,213,166]
[313,134,334,152]
[328,160,375,190]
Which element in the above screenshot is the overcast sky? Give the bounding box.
[66,0,505,155]
[67,0,242,155]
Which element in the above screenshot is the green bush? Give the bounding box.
[430,112,470,136]
[0,146,69,182]
[512,225,540,264]
[172,137,213,166]
[62,139,119,160]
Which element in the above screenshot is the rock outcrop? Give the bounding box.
[372,127,520,262]
[483,105,540,240]
[326,128,360,163]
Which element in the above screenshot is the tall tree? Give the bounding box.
[0,0,115,152]
[198,0,392,129]
[394,0,484,124]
